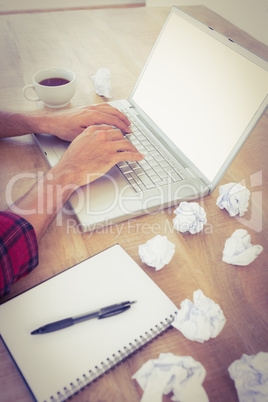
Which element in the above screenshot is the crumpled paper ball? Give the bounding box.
[138,235,175,271]
[222,229,263,266]
[91,67,112,98]
[132,352,209,402]
[228,352,268,402]
[172,289,226,343]
[216,182,250,217]
[173,202,207,234]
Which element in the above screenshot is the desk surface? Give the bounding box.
[0,5,267,402]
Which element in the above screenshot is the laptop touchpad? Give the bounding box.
[69,166,134,213]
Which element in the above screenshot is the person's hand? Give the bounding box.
[4,122,142,244]
[44,103,131,141]
[54,124,144,187]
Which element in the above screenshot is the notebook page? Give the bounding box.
[0,245,177,401]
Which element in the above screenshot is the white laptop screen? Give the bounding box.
[131,10,268,183]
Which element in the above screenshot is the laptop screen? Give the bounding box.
[131,9,268,184]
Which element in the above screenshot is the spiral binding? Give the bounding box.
[47,314,176,402]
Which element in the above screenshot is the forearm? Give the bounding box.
[0,104,132,141]
[7,165,77,241]
[0,110,49,138]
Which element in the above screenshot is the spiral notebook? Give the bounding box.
[0,244,178,402]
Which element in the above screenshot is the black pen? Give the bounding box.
[31,300,136,335]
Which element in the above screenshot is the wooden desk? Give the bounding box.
[0,6,267,402]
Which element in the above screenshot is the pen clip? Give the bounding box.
[98,305,131,319]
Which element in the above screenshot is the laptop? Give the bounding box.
[35,7,268,232]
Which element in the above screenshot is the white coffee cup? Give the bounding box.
[23,68,76,108]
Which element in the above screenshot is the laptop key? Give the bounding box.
[125,133,135,141]
[132,184,142,192]
[143,168,155,176]
[139,174,155,189]
[117,112,186,191]
[117,161,128,168]
[140,139,150,146]
[168,171,183,182]
[148,159,159,168]
[119,166,132,174]
[130,172,143,186]
[138,160,151,170]
[145,144,155,152]
[136,144,147,153]
[158,159,170,168]
[128,162,140,170]
[150,174,162,183]
[158,171,168,179]
[134,167,144,176]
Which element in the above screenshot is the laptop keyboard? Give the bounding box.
[117,110,185,192]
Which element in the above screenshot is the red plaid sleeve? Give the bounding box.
[0,211,38,297]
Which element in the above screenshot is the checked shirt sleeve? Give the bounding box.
[0,211,38,297]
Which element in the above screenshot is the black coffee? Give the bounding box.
[39,77,70,87]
